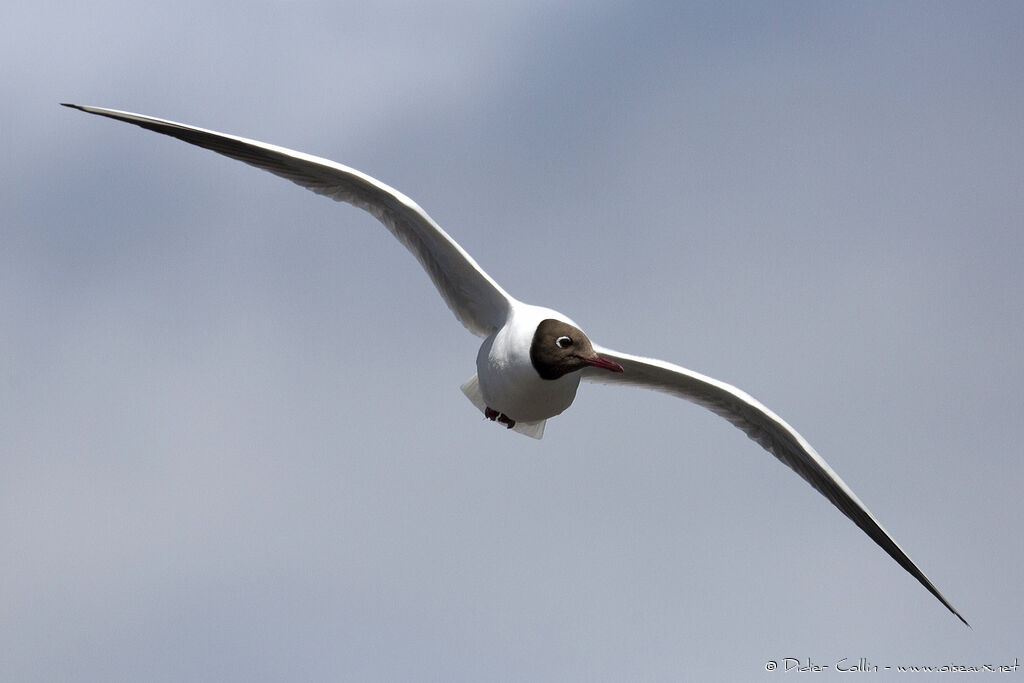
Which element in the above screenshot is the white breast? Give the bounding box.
[475,304,582,423]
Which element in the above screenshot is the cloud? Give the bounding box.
[3,2,1021,680]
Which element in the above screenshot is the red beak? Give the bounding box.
[584,355,625,373]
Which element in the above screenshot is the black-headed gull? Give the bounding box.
[63,103,968,626]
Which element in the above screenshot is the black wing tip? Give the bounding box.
[918,572,970,628]
[62,103,105,117]
[62,103,115,117]
[929,587,970,628]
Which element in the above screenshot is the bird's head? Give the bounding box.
[529,318,624,380]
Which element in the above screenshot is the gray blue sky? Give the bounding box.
[4,1,1022,680]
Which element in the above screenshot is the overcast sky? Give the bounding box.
[3,1,1022,680]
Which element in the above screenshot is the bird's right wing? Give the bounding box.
[63,104,513,337]
[582,344,969,626]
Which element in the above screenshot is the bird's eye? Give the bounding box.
[556,336,573,349]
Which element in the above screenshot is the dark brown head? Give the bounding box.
[529,319,625,380]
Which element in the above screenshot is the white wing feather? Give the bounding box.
[63,104,512,337]
[583,344,968,626]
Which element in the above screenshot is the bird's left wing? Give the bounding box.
[62,104,512,337]
[581,344,968,626]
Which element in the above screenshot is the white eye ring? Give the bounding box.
[556,336,573,349]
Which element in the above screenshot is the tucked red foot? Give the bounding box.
[485,407,499,421]
[497,413,516,429]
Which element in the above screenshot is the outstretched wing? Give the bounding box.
[63,103,512,337]
[582,345,968,626]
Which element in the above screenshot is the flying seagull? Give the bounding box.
[63,103,968,626]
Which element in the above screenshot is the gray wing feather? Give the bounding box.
[63,104,512,337]
[583,344,968,627]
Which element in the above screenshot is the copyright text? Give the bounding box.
[764,657,1020,673]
